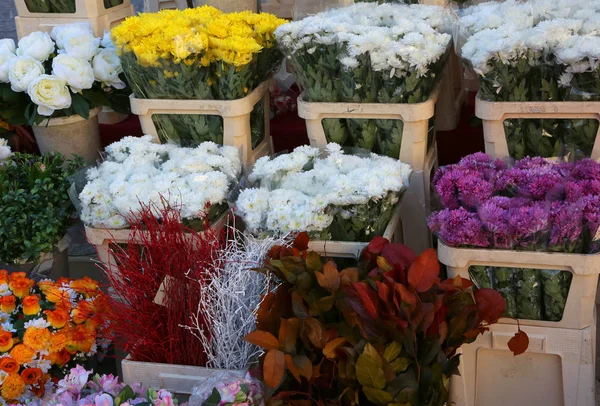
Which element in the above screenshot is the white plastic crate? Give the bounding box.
[437,241,600,330]
[121,355,245,395]
[130,80,273,167]
[476,96,600,160]
[435,48,465,131]
[15,4,133,38]
[298,87,439,171]
[14,0,131,18]
[143,0,187,11]
[449,323,595,406]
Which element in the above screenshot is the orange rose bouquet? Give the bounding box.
[0,271,111,403]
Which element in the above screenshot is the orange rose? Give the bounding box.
[10,345,35,365]
[21,368,42,385]
[23,327,50,352]
[8,272,26,282]
[45,309,70,329]
[1,373,25,400]
[0,295,16,314]
[72,301,94,324]
[22,295,40,316]
[0,269,8,284]
[37,280,54,293]
[0,330,14,352]
[71,277,99,298]
[66,325,96,354]
[0,357,18,373]
[48,332,67,353]
[46,349,70,366]
[8,278,33,299]
[45,286,72,310]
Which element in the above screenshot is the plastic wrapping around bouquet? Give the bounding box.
[121,355,246,396]
[298,86,439,171]
[14,0,131,18]
[85,210,230,288]
[437,241,600,330]
[130,80,273,168]
[449,323,595,406]
[476,95,600,160]
[435,47,466,131]
[307,195,404,259]
[14,4,133,39]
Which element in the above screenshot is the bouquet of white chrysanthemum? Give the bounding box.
[78,135,241,229]
[235,144,412,241]
[459,0,600,159]
[276,3,452,159]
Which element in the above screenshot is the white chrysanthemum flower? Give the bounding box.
[24,318,51,329]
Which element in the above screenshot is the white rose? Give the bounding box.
[51,23,93,49]
[0,39,15,54]
[52,54,95,93]
[8,56,44,92]
[16,32,55,62]
[27,74,72,116]
[0,138,11,161]
[62,31,100,61]
[0,52,17,83]
[92,48,125,89]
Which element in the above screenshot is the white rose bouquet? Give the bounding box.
[276,3,452,158]
[78,135,242,229]
[0,23,129,128]
[459,0,600,159]
[236,144,412,241]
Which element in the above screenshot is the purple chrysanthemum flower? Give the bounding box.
[571,159,600,181]
[522,167,565,200]
[514,156,553,170]
[508,200,551,249]
[581,195,600,253]
[549,201,584,252]
[457,152,506,181]
[478,196,512,249]
[456,175,494,209]
[434,167,485,209]
[428,207,491,248]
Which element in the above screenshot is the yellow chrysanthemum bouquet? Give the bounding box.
[112,7,286,147]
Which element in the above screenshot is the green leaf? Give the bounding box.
[362,387,393,406]
[202,388,222,406]
[389,357,410,373]
[383,341,402,363]
[71,93,90,119]
[117,385,135,403]
[356,353,386,390]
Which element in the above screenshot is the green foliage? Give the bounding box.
[247,235,515,406]
[0,153,82,264]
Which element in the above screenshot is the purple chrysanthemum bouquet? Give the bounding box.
[429,154,600,321]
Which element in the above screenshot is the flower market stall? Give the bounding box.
[4,0,600,405]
